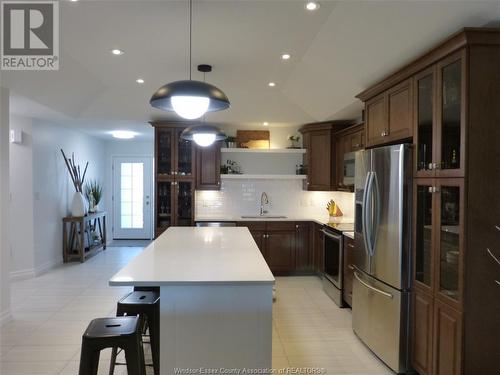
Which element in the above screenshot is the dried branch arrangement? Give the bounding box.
[60,149,89,193]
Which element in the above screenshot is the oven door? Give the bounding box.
[322,228,343,289]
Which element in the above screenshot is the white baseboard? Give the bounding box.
[10,268,36,281]
[34,258,62,277]
[10,258,62,282]
[0,309,12,327]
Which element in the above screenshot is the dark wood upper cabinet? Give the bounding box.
[300,121,353,191]
[364,79,413,148]
[195,142,221,190]
[334,123,364,191]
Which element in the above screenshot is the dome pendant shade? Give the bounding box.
[150,80,230,120]
[180,124,227,147]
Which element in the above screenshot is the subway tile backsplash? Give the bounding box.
[195,180,355,220]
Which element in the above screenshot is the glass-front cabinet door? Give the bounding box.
[156,181,172,235]
[156,129,173,178]
[176,129,194,177]
[435,179,464,310]
[175,181,194,226]
[413,180,435,293]
[414,67,436,178]
[436,50,465,177]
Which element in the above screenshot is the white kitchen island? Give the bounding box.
[109,227,275,375]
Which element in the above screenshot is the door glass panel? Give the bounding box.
[120,162,144,229]
[157,182,171,229]
[177,181,193,226]
[441,60,461,170]
[439,185,460,299]
[415,184,433,286]
[157,130,172,176]
[177,131,193,176]
[417,74,433,171]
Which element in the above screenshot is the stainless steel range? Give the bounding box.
[322,222,354,307]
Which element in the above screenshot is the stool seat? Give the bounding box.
[119,291,159,306]
[84,317,139,338]
[79,315,145,375]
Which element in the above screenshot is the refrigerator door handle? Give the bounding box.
[370,172,381,257]
[362,172,373,257]
[354,271,393,299]
[365,172,375,256]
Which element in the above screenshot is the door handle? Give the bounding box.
[486,248,500,266]
[354,271,393,299]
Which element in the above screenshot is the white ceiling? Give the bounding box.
[2,0,500,140]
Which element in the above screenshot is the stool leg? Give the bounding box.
[108,347,118,375]
[148,309,160,375]
[124,339,146,375]
[79,346,100,375]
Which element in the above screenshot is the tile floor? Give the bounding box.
[0,247,393,375]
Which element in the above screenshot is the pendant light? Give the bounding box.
[180,64,227,147]
[150,0,230,119]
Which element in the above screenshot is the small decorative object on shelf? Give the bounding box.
[296,164,306,175]
[287,134,301,149]
[60,149,89,217]
[326,199,343,220]
[85,180,103,213]
[225,136,237,148]
[222,159,242,174]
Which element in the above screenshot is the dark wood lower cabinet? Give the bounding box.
[342,235,355,307]
[433,300,462,375]
[412,290,434,375]
[238,221,316,275]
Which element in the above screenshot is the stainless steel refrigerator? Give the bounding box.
[352,143,412,374]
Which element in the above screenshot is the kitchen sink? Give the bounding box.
[241,215,287,219]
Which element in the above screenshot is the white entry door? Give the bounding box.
[113,157,152,239]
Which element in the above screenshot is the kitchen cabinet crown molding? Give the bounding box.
[356,27,500,102]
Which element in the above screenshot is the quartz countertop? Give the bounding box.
[109,227,275,286]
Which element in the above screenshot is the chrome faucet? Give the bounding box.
[260,192,269,216]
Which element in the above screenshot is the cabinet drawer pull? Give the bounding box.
[495,225,500,232]
[487,248,500,266]
[348,265,354,270]
[348,244,355,248]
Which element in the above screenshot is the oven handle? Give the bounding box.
[353,271,393,299]
[321,229,342,241]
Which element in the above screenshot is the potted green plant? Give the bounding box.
[287,134,301,149]
[85,180,103,213]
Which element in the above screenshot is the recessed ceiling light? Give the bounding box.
[111,131,137,139]
[281,54,291,60]
[70,0,79,2]
[136,78,145,84]
[305,2,319,11]
[268,82,276,87]
[111,49,124,56]
[263,122,269,127]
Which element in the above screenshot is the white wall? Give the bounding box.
[0,87,11,325]
[31,120,107,273]
[9,116,35,280]
[103,139,154,240]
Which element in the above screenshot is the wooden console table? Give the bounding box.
[63,211,107,262]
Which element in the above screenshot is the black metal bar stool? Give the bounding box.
[109,290,160,375]
[79,315,145,375]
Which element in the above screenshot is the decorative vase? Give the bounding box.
[71,192,86,217]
